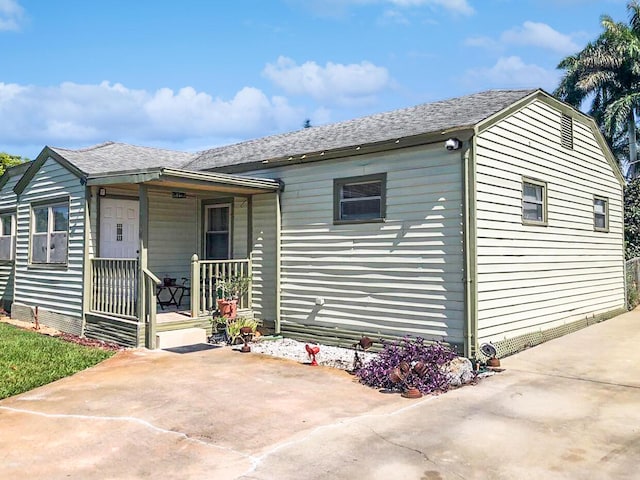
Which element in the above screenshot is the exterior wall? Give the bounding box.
[233,196,249,258]
[251,192,278,326]
[147,189,198,281]
[475,99,625,346]
[12,157,86,335]
[247,144,466,347]
[0,170,21,311]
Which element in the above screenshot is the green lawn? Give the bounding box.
[0,323,115,399]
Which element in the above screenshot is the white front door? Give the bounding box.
[100,198,139,258]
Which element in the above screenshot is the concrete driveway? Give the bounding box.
[1,311,640,479]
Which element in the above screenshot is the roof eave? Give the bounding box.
[206,127,477,174]
[473,89,626,186]
[14,147,88,195]
[86,167,281,193]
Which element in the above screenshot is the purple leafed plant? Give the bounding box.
[356,336,457,394]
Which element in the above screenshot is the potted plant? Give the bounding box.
[209,315,228,343]
[225,317,258,345]
[216,275,251,319]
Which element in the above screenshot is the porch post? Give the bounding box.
[139,184,155,348]
[190,254,200,318]
[80,185,94,337]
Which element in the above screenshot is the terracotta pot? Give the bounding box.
[401,387,423,399]
[413,361,428,377]
[389,367,404,384]
[487,357,501,367]
[217,299,238,319]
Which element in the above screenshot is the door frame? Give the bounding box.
[97,195,140,258]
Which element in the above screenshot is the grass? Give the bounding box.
[0,323,115,399]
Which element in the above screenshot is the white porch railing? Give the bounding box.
[190,256,252,316]
[90,258,138,319]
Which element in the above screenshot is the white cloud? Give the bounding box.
[0,0,24,31]
[501,21,580,54]
[464,35,499,50]
[388,0,473,15]
[378,9,410,25]
[465,21,580,55]
[263,56,392,106]
[464,56,559,90]
[0,81,302,147]
[289,0,473,17]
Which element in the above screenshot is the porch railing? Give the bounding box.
[90,258,138,319]
[190,256,252,316]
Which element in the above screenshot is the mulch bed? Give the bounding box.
[56,333,123,352]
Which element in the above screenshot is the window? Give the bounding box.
[334,173,386,223]
[594,196,608,232]
[31,202,69,264]
[204,204,230,260]
[0,213,14,261]
[522,178,547,225]
[561,114,574,149]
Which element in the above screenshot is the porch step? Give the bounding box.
[156,328,207,350]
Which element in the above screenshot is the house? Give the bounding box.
[0,162,31,312]
[0,89,626,358]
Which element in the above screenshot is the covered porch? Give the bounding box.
[81,167,281,348]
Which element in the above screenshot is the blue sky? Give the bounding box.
[0,0,630,159]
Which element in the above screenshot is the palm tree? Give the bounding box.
[555,1,640,177]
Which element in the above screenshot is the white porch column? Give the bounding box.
[190,254,200,318]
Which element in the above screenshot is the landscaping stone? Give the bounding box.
[442,357,474,387]
[250,337,377,370]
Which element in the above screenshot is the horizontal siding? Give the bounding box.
[233,196,249,258]
[0,172,20,309]
[84,313,140,347]
[0,263,14,309]
[13,157,86,329]
[247,144,465,344]
[0,172,20,210]
[148,190,197,281]
[251,192,278,324]
[475,99,625,344]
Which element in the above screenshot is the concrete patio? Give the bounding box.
[1,310,639,479]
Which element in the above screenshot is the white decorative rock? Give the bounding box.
[442,357,475,387]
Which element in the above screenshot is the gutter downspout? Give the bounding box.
[275,187,282,335]
[463,134,479,358]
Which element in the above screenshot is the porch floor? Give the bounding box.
[156,307,194,324]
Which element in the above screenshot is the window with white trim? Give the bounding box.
[31,202,69,264]
[0,214,15,261]
[334,173,386,223]
[594,196,608,231]
[522,178,547,225]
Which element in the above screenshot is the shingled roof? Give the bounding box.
[49,142,197,175]
[45,89,538,176]
[184,89,538,172]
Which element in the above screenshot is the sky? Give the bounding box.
[0,0,631,160]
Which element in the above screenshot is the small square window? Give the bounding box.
[334,173,386,224]
[522,178,547,225]
[594,196,608,232]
